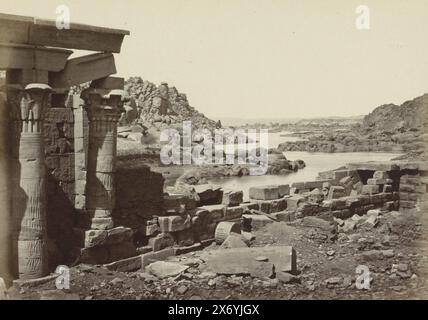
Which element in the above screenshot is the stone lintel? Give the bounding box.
[6,69,49,86]
[0,43,72,71]
[49,53,117,89]
[0,13,130,53]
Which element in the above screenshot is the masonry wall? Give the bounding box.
[399,174,428,210]
[114,160,165,234]
[44,103,76,267]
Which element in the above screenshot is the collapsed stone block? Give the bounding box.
[243,214,274,231]
[139,219,160,237]
[332,209,352,219]
[308,188,324,203]
[353,204,375,215]
[296,202,322,217]
[239,202,260,213]
[163,193,193,214]
[202,246,296,276]
[287,195,305,210]
[253,198,288,214]
[198,204,226,223]
[291,180,331,192]
[75,226,133,249]
[148,233,175,252]
[278,184,290,197]
[357,194,371,205]
[194,184,223,205]
[333,170,350,182]
[249,185,280,200]
[327,186,346,199]
[158,215,191,233]
[291,182,305,191]
[224,206,244,220]
[322,198,347,210]
[222,189,243,207]
[344,197,361,208]
[367,178,392,185]
[340,176,352,185]
[361,184,380,195]
[369,192,390,204]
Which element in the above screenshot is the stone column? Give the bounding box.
[81,89,124,230]
[10,84,52,279]
[0,91,13,285]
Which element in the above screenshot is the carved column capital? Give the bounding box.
[81,88,125,123]
[2,84,52,133]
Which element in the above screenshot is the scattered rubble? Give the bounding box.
[5,159,428,300]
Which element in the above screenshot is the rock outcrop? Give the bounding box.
[276,93,428,157]
[123,77,217,130]
[362,94,428,133]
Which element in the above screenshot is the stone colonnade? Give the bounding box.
[0,82,126,281]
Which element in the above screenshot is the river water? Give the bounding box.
[209,150,401,200]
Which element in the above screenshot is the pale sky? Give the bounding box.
[1,0,427,119]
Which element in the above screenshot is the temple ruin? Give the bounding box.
[0,13,132,284]
[0,12,427,300]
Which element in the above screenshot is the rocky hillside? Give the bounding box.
[276,93,428,157]
[122,77,218,130]
[363,94,428,133]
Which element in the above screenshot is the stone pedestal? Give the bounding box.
[10,84,52,279]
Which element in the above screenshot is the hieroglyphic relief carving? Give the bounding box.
[7,84,52,279]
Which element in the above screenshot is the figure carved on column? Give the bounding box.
[8,83,52,280]
[81,88,124,231]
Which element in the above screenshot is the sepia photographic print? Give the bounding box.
[0,0,427,307]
